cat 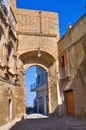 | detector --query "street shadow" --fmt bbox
[9,116,61,130]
